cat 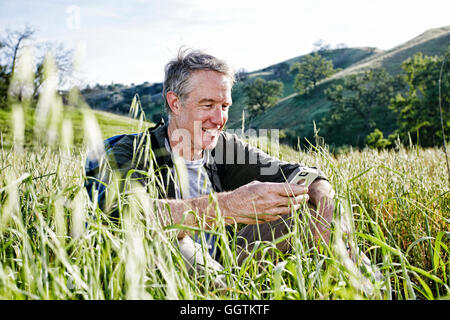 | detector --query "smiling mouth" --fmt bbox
[202,128,221,135]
